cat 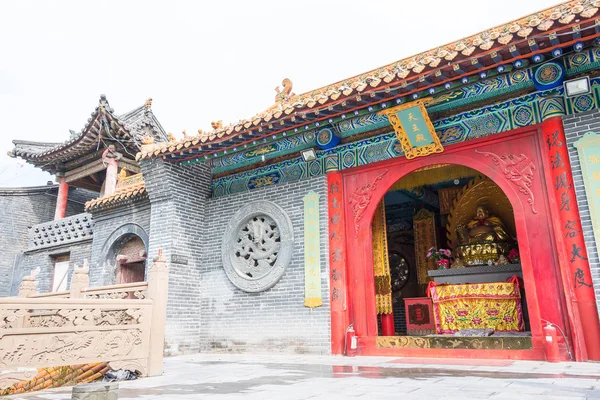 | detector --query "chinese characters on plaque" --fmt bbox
[379,100,444,159]
[303,191,322,308]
